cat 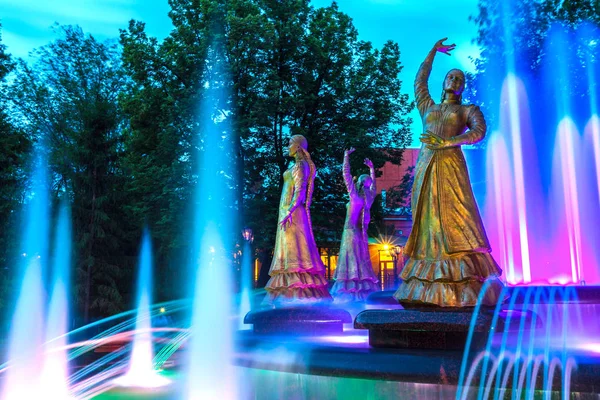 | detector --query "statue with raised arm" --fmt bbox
[393,39,504,307]
[331,148,379,302]
[263,135,331,306]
